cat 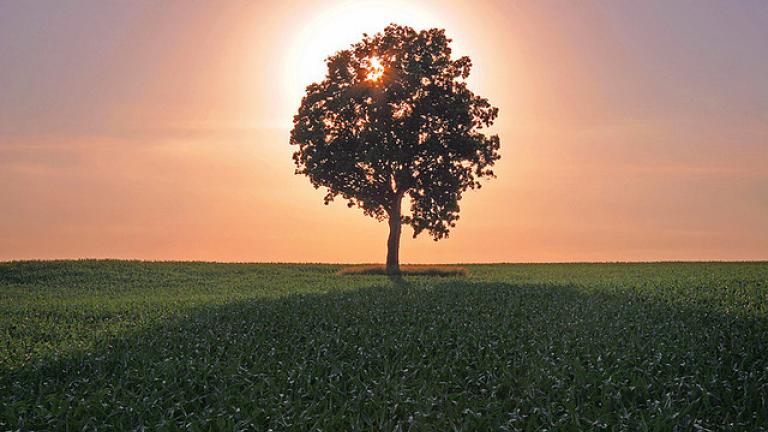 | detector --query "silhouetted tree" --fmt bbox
[291,24,500,275]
